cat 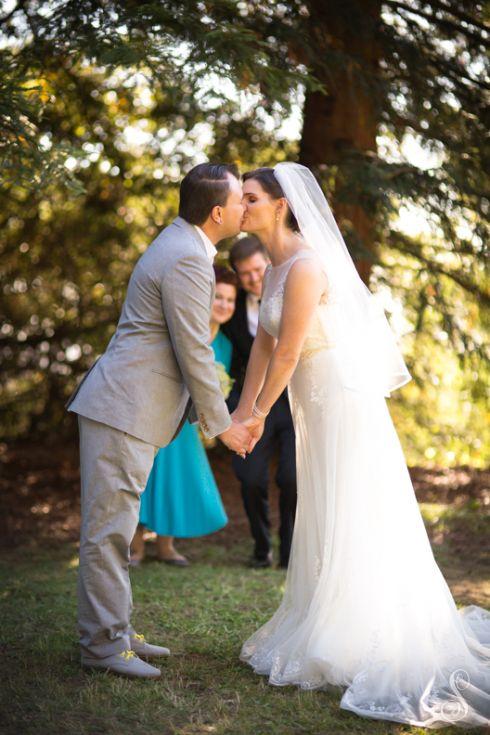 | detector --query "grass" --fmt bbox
[0,522,488,735]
